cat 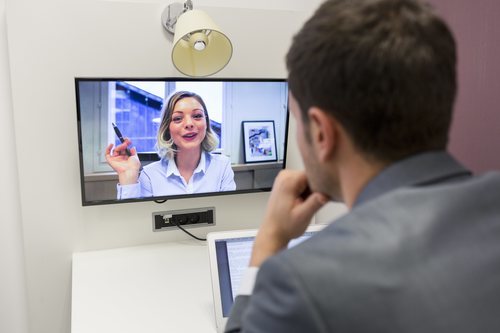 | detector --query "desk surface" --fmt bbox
[72,240,218,333]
